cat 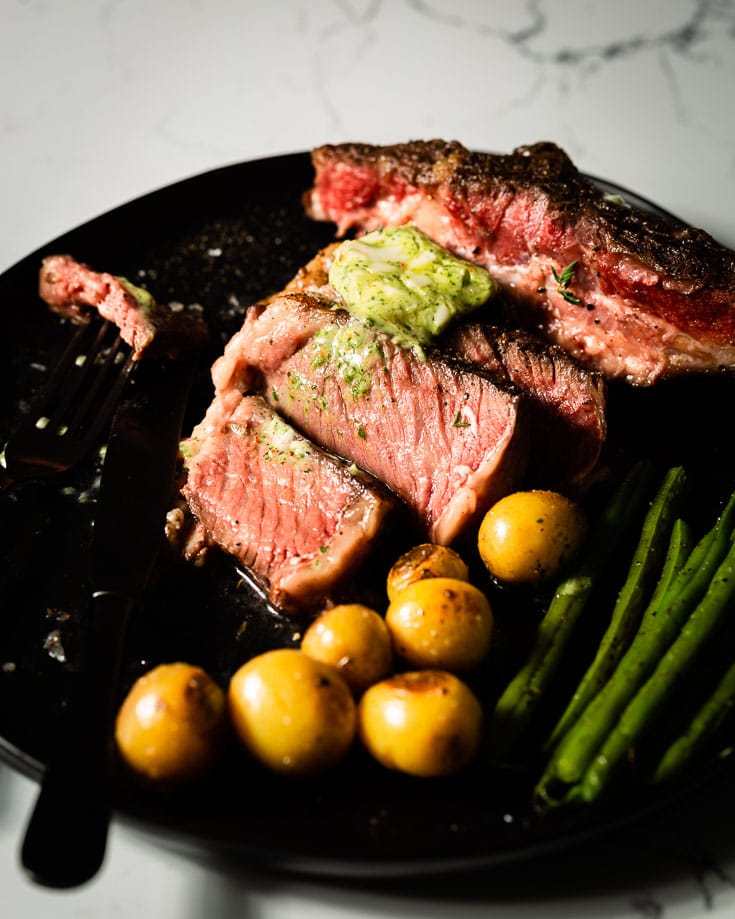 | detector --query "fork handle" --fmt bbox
[20,590,132,889]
